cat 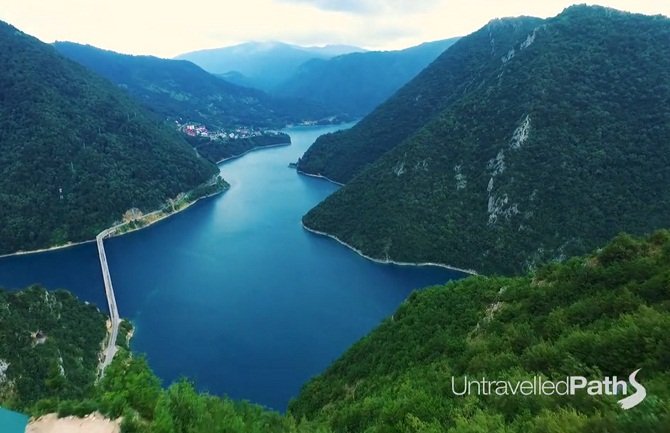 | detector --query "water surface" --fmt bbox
[0,124,463,410]
[0,407,29,433]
